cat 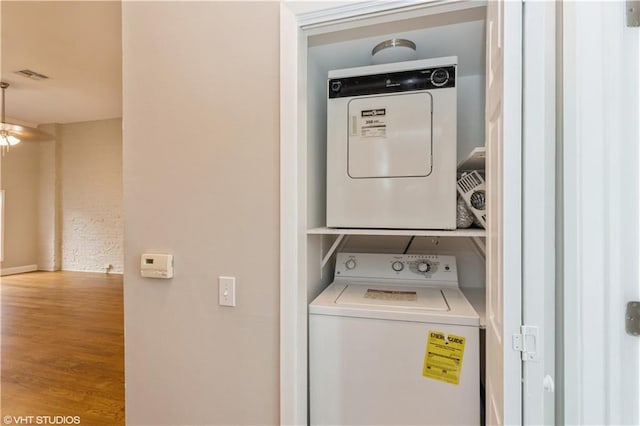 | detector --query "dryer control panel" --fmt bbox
[328,65,456,98]
[335,252,458,285]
